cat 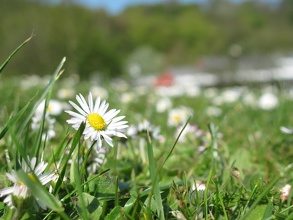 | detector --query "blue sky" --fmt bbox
[71,0,281,15]
[73,0,204,14]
